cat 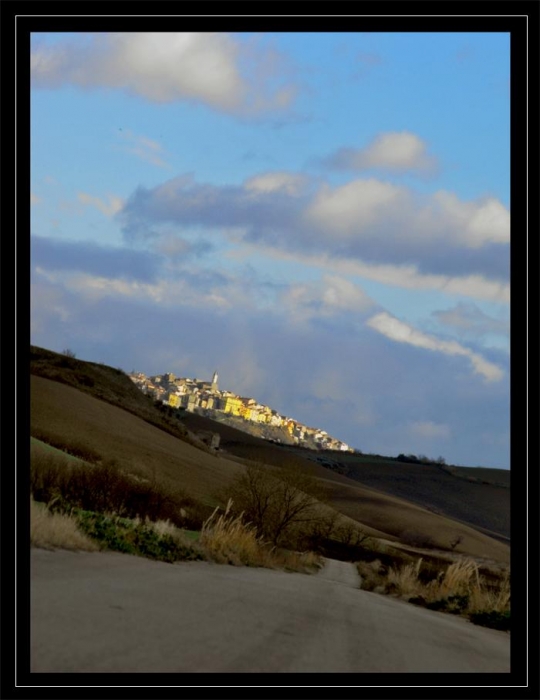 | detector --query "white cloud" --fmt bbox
[77,192,125,217]
[245,172,307,196]
[282,274,374,318]
[366,311,504,382]
[432,191,510,247]
[409,421,451,439]
[306,179,406,234]
[305,177,509,248]
[31,33,296,115]
[326,131,438,174]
